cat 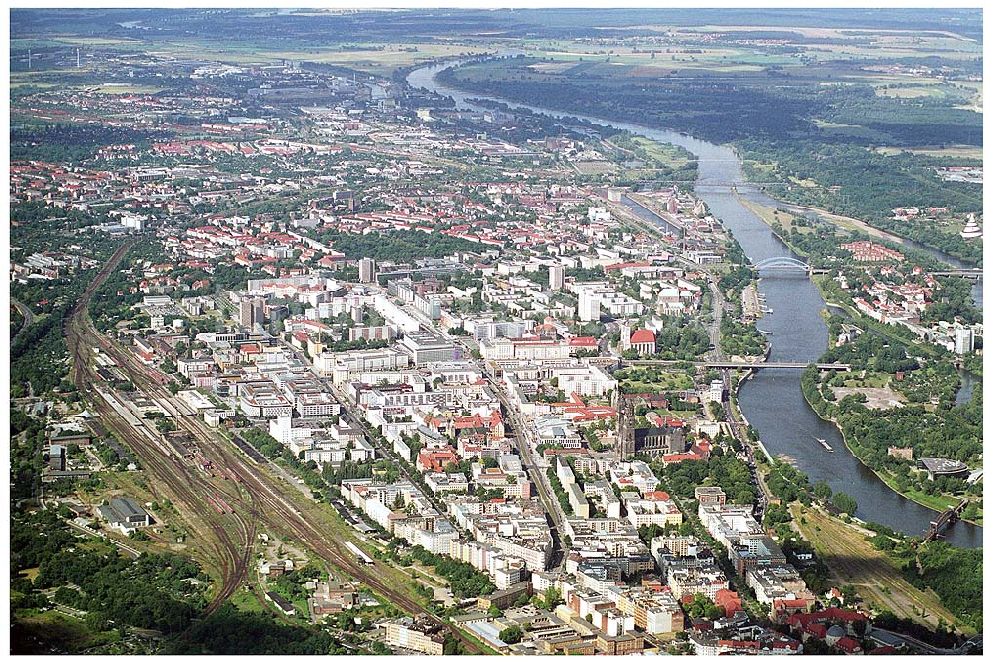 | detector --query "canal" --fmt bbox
[407,62,982,548]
